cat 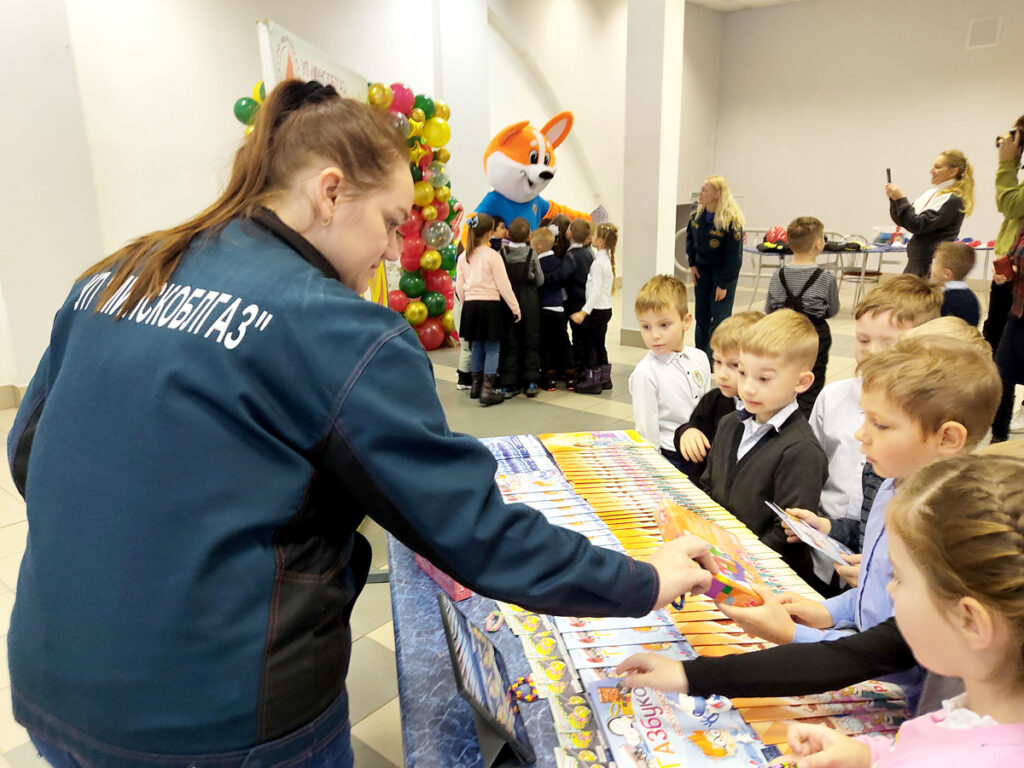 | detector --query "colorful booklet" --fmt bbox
[765,501,854,566]
[587,681,774,766]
